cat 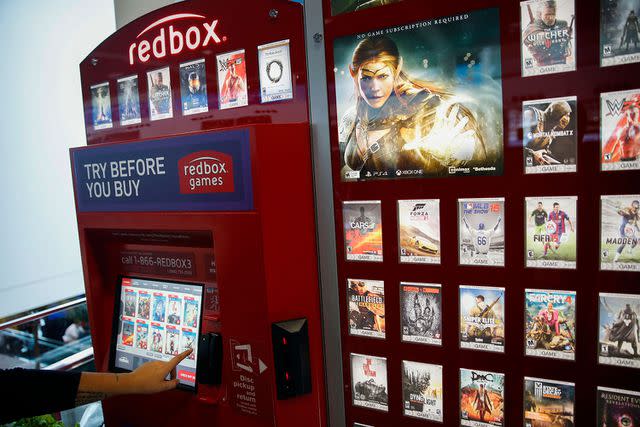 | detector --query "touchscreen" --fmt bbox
[113,276,202,389]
